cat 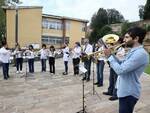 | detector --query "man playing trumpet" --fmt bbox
[104,27,149,113]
